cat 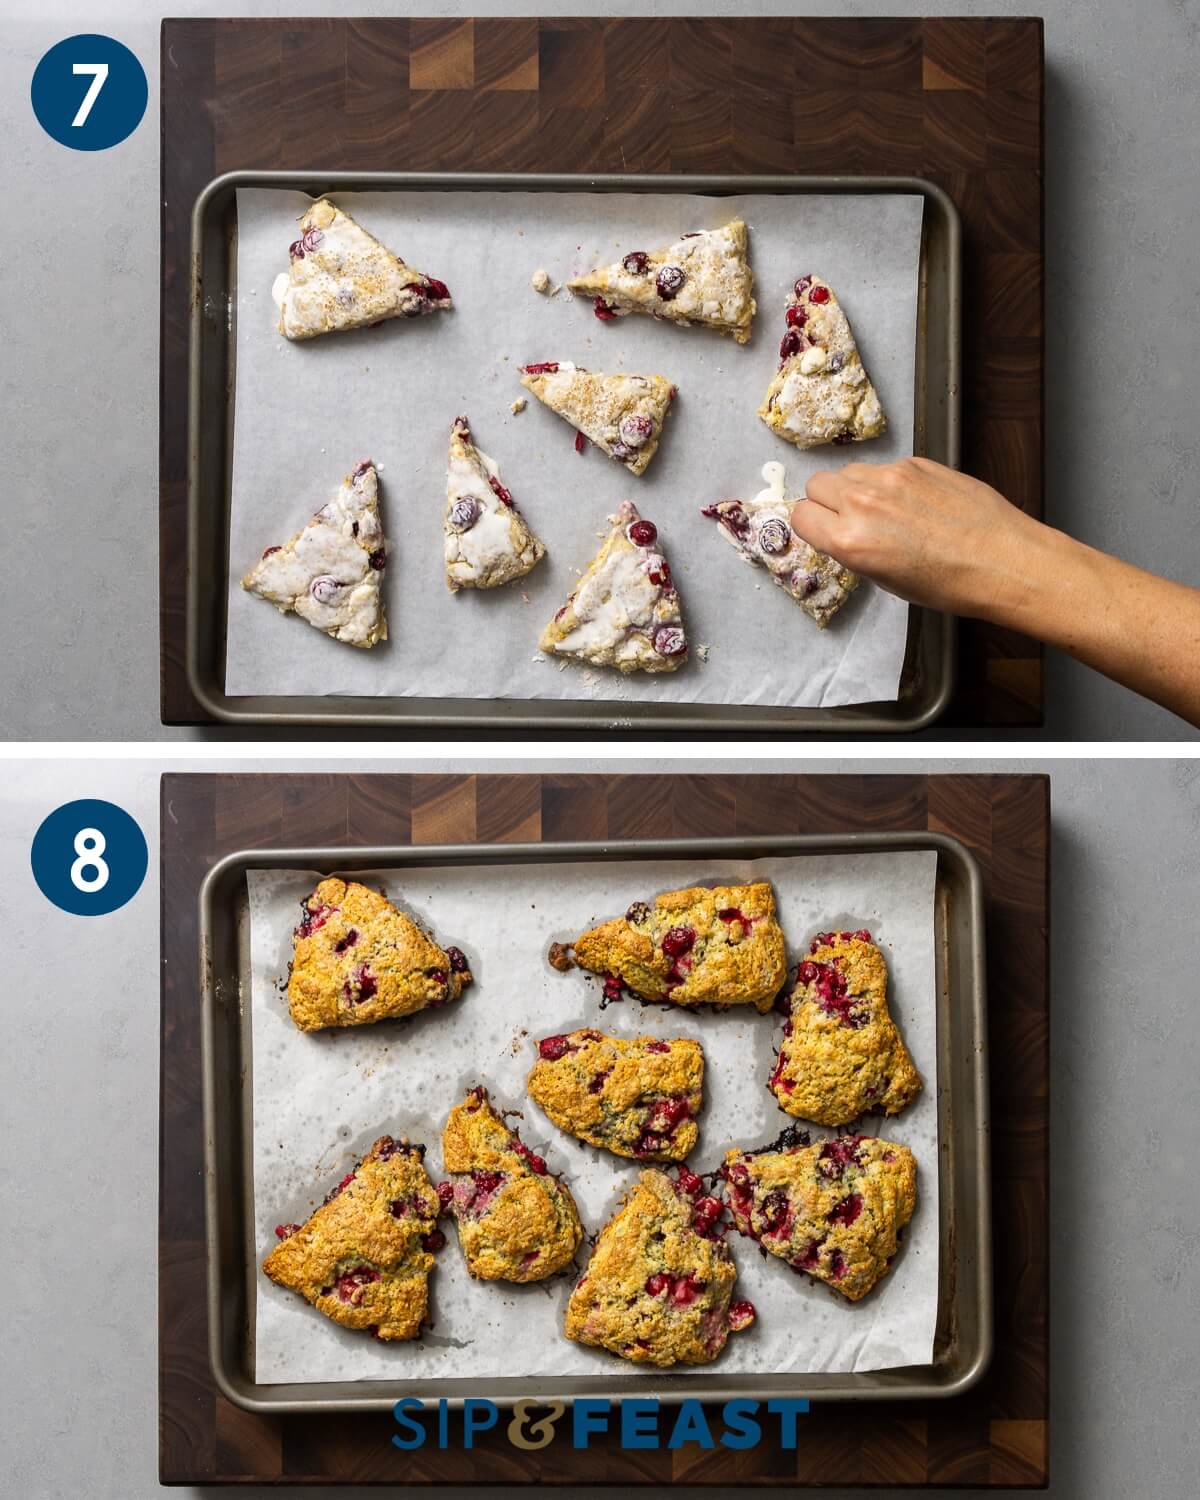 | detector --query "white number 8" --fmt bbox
[71,827,110,892]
